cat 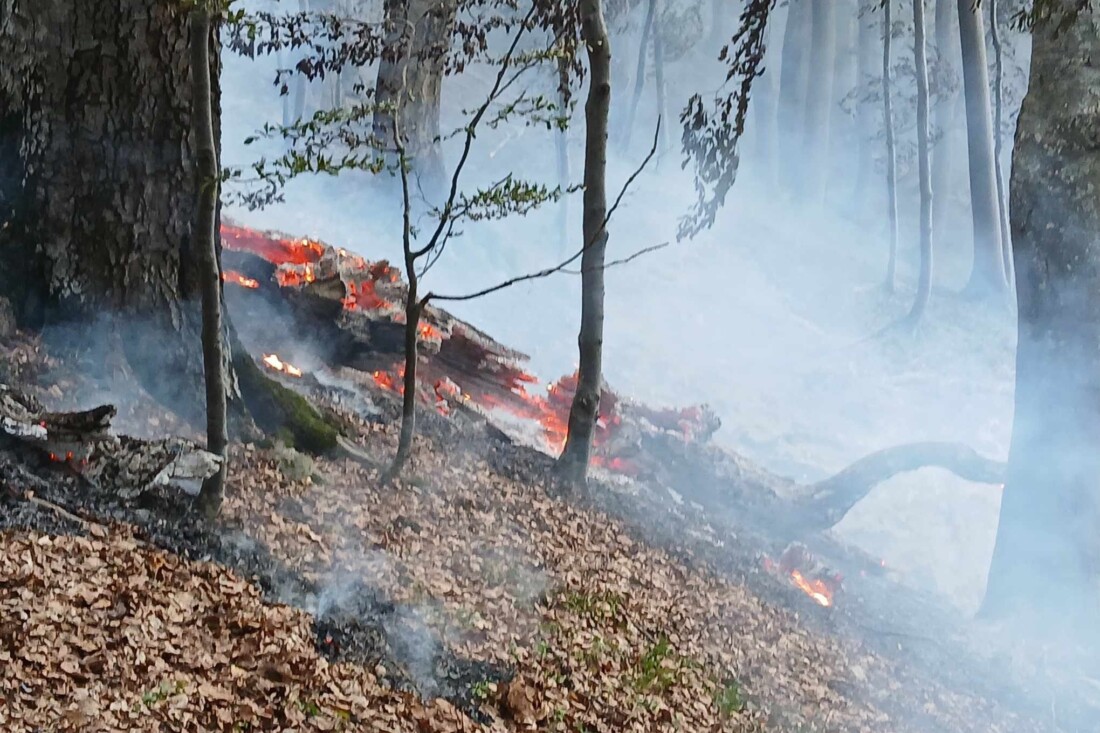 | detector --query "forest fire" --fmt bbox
[222,270,259,289]
[262,354,303,378]
[219,222,716,474]
[763,544,841,608]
